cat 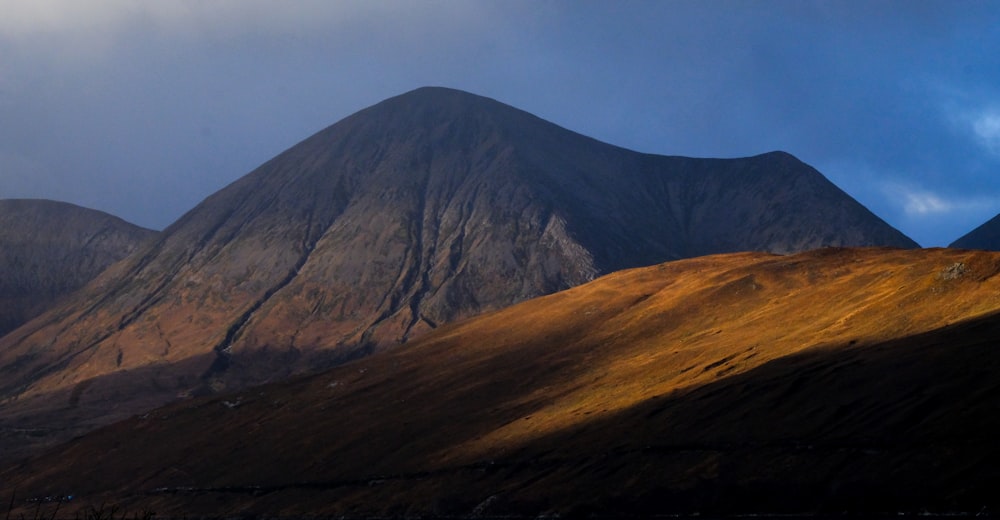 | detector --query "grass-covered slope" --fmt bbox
[5,247,1000,516]
[0,88,916,466]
